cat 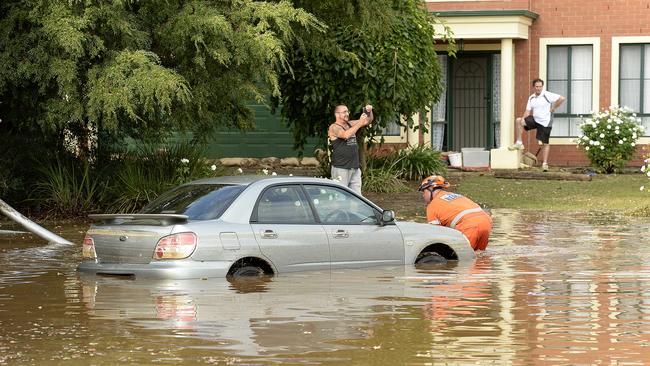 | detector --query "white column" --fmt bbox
[490,38,520,169]
[407,112,420,147]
